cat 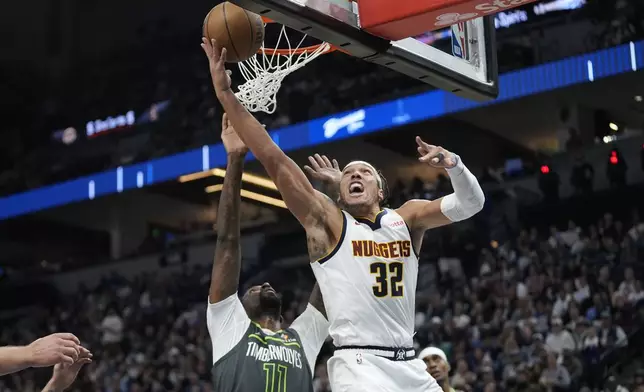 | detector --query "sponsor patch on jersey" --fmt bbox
[389,220,405,228]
